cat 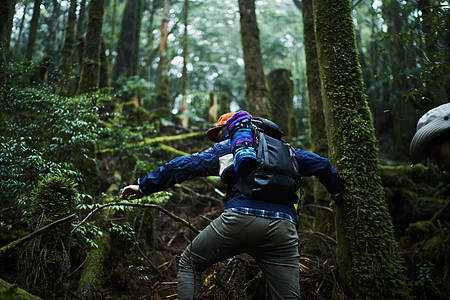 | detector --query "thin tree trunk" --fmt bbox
[15,1,28,55]
[313,0,410,298]
[180,0,189,127]
[77,0,106,94]
[238,0,270,118]
[143,0,160,81]
[57,0,77,96]
[156,0,171,117]
[44,0,60,56]
[25,0,42,61]
[301,0,332,235]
